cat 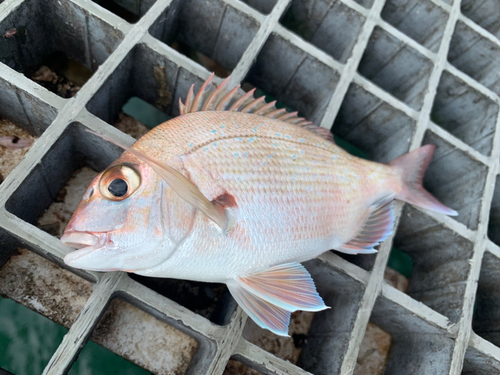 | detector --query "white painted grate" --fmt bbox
[0,0,500,373]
